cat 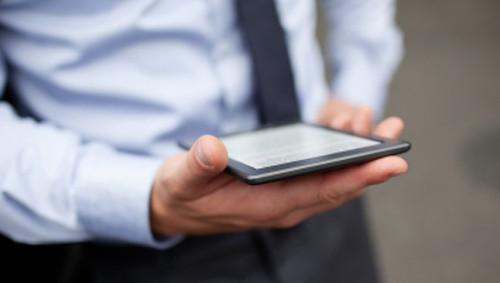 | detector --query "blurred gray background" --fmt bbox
[359,0,500,282]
